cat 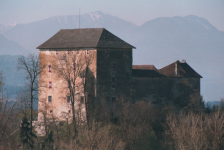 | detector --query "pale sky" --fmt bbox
[0,0,224,31]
